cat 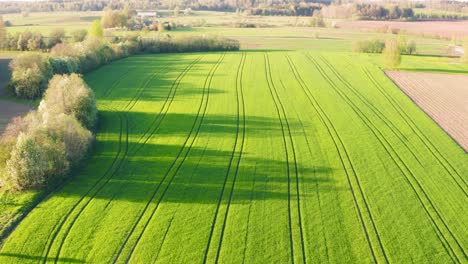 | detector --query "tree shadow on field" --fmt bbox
[49,105,336,205]
[0,253,84,263]
[88,55,229,103]
[53,138,335,205]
